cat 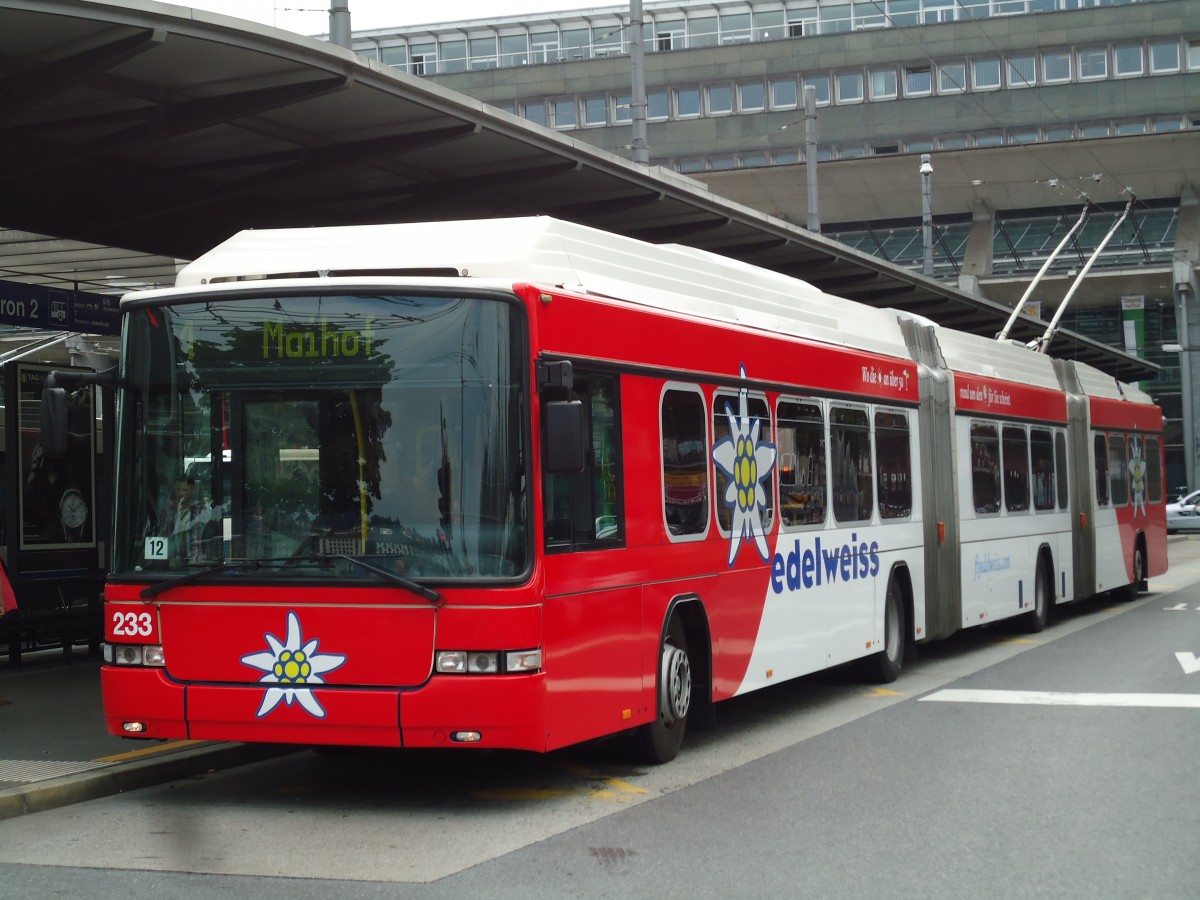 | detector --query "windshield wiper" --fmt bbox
[139,556,324,600]
[139,554,445,607]
[140,560,265,600]
[312,553,444,607]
